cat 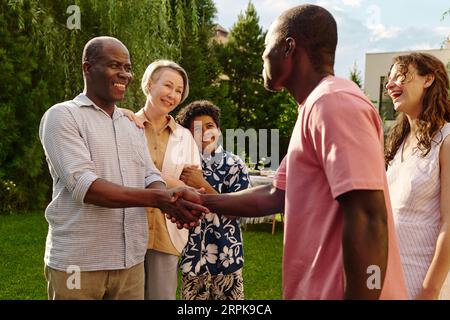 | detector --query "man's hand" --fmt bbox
[158,186,208,229]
